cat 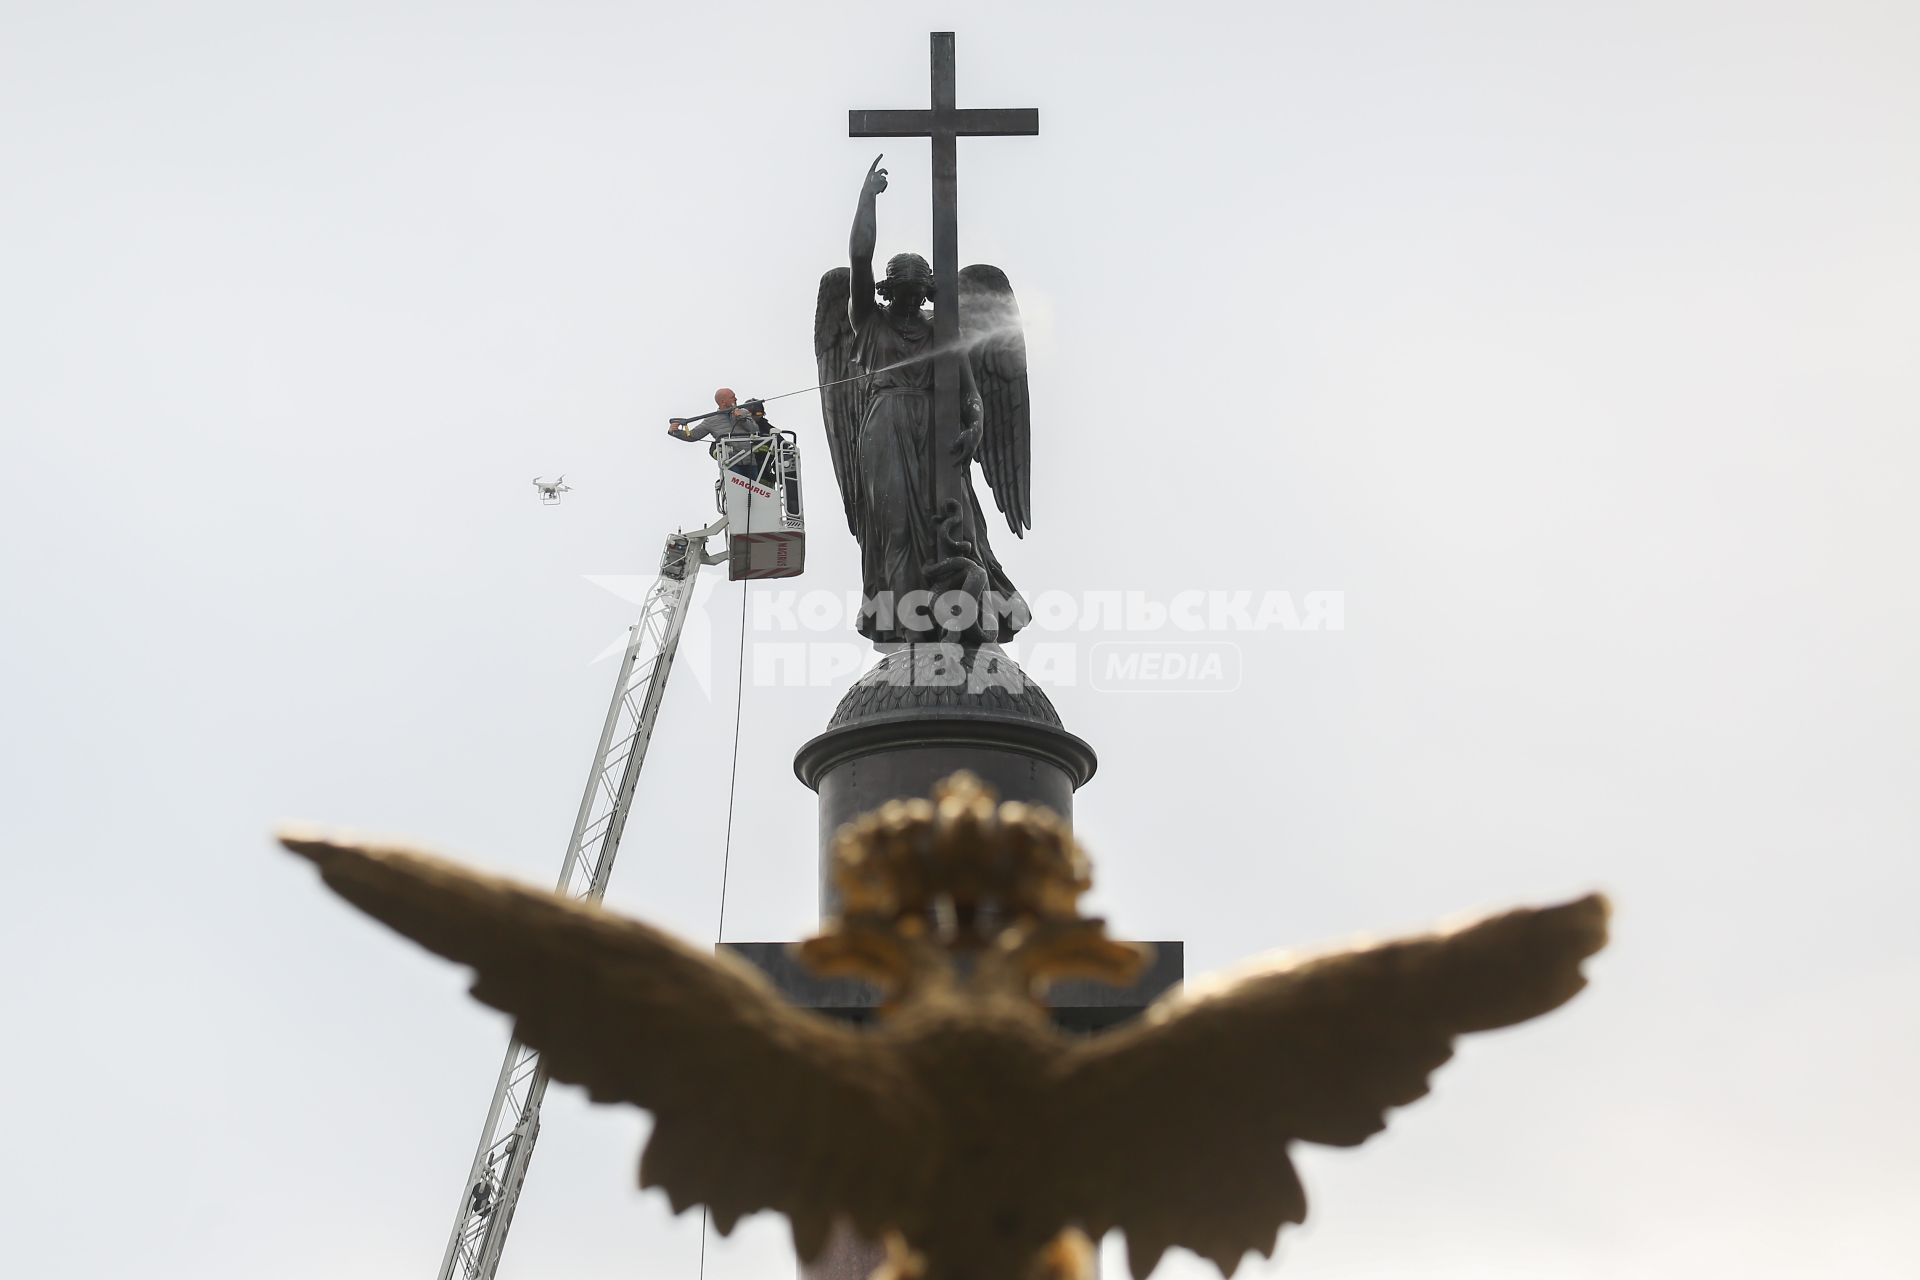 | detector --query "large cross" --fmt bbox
[850,32,1038,532]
